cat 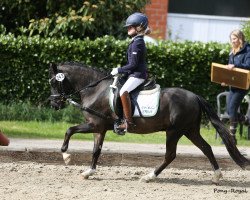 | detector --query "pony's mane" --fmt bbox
[59,61,109,76]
